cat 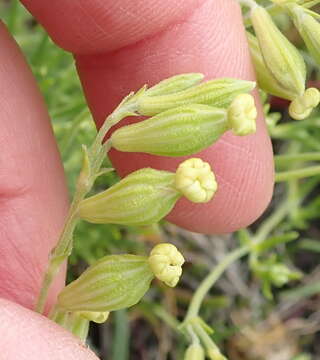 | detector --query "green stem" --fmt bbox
[275,165,320,182]
[35,103,128,313]
[254,201,290,244]
[185,245,249,320]
[275,152,320,168]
